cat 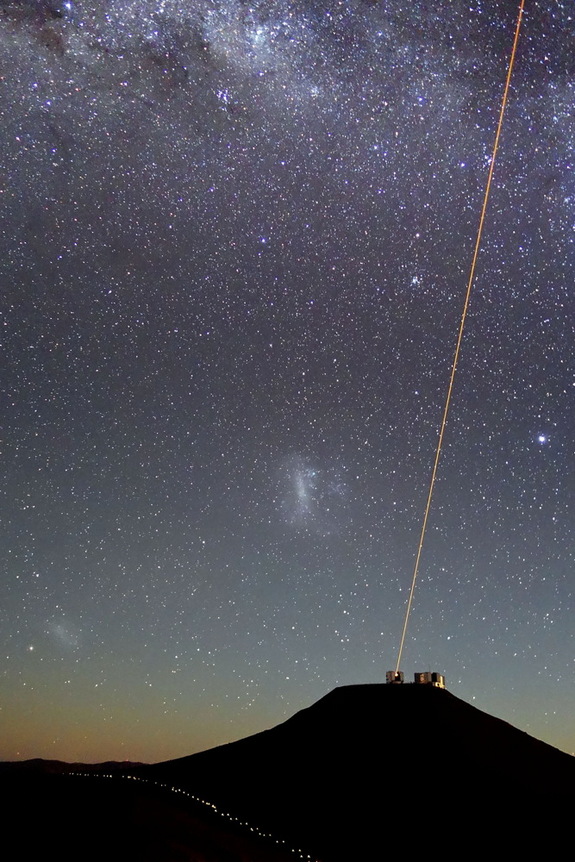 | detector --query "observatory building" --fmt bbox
[386,670,446,689]
[413,671,446,688]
